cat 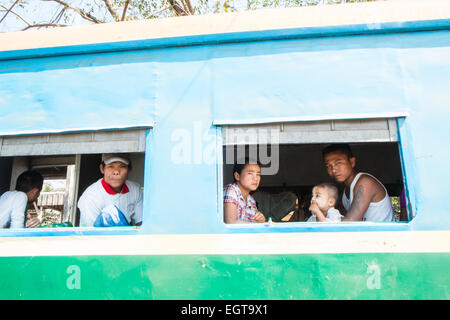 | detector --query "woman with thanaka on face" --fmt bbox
[307,183,343,222]
[223,158,266,224]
